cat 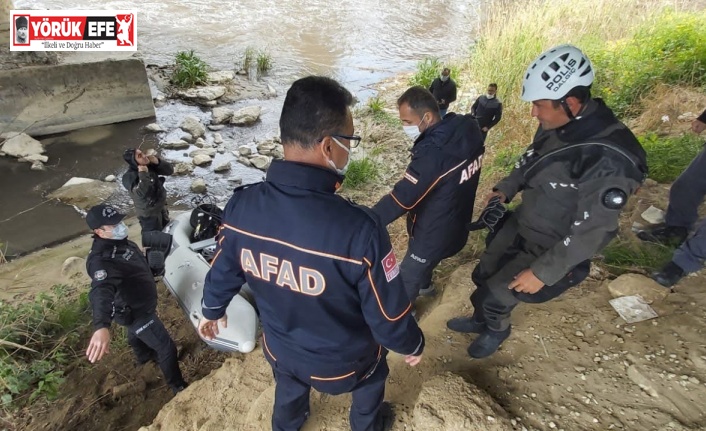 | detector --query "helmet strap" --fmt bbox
[559,97,576,121]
